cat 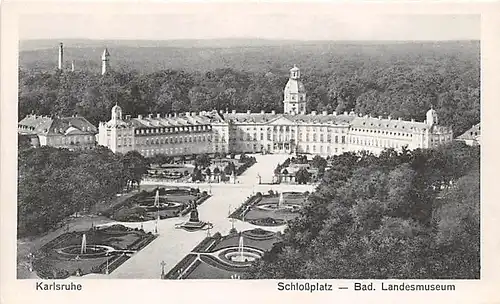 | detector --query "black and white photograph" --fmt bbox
[1,1,498,303]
